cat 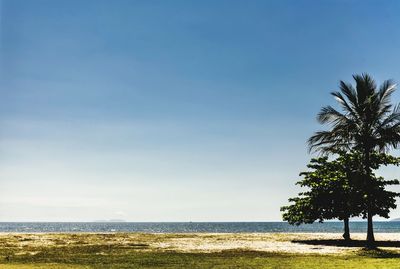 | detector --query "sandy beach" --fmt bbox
[2,233,400,268]
[1,232,400,254]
